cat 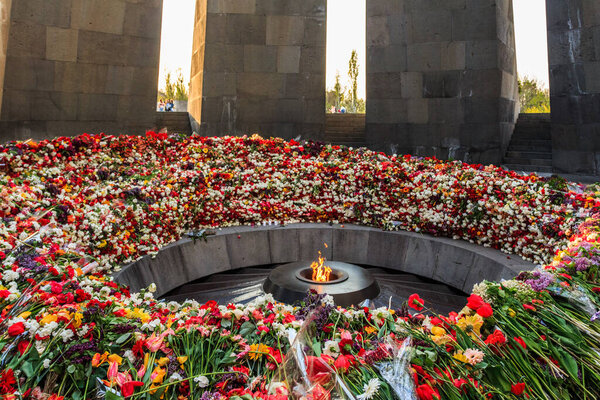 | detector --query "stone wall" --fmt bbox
[192,0,326,140]
[547,0,600,174]
[365,0,519,165]
[0,0,162,142]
